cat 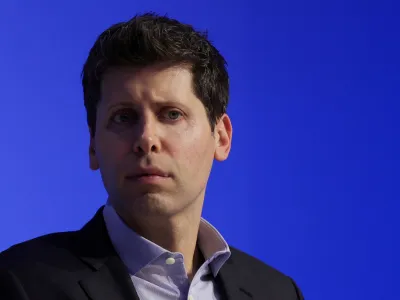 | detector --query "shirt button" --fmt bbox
[165,257,176,265]
[188,295,195,300]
